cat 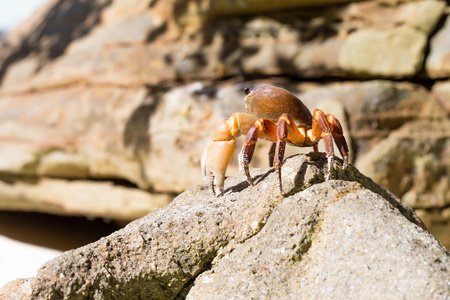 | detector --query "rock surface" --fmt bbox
[1,154,448,299]
[0,177,172,220]
[188,184,447,300]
